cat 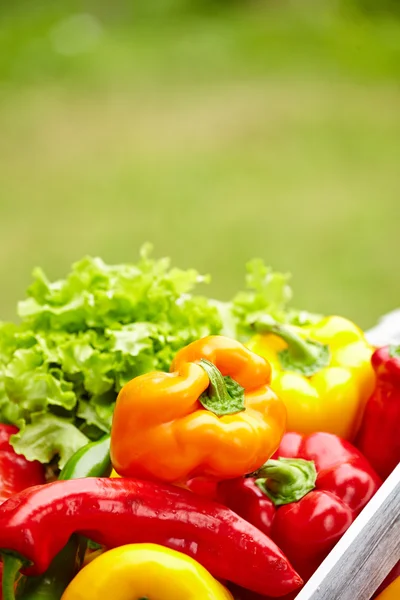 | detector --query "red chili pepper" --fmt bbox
[0,477,303,598]
[218,432,381,582]
[0,424,45,505]
[356,345,400,480]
